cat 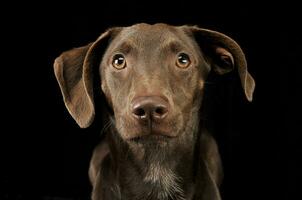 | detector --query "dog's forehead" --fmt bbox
[105,23,199,56]
[114,23,190,47]
[125,23,179,38]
